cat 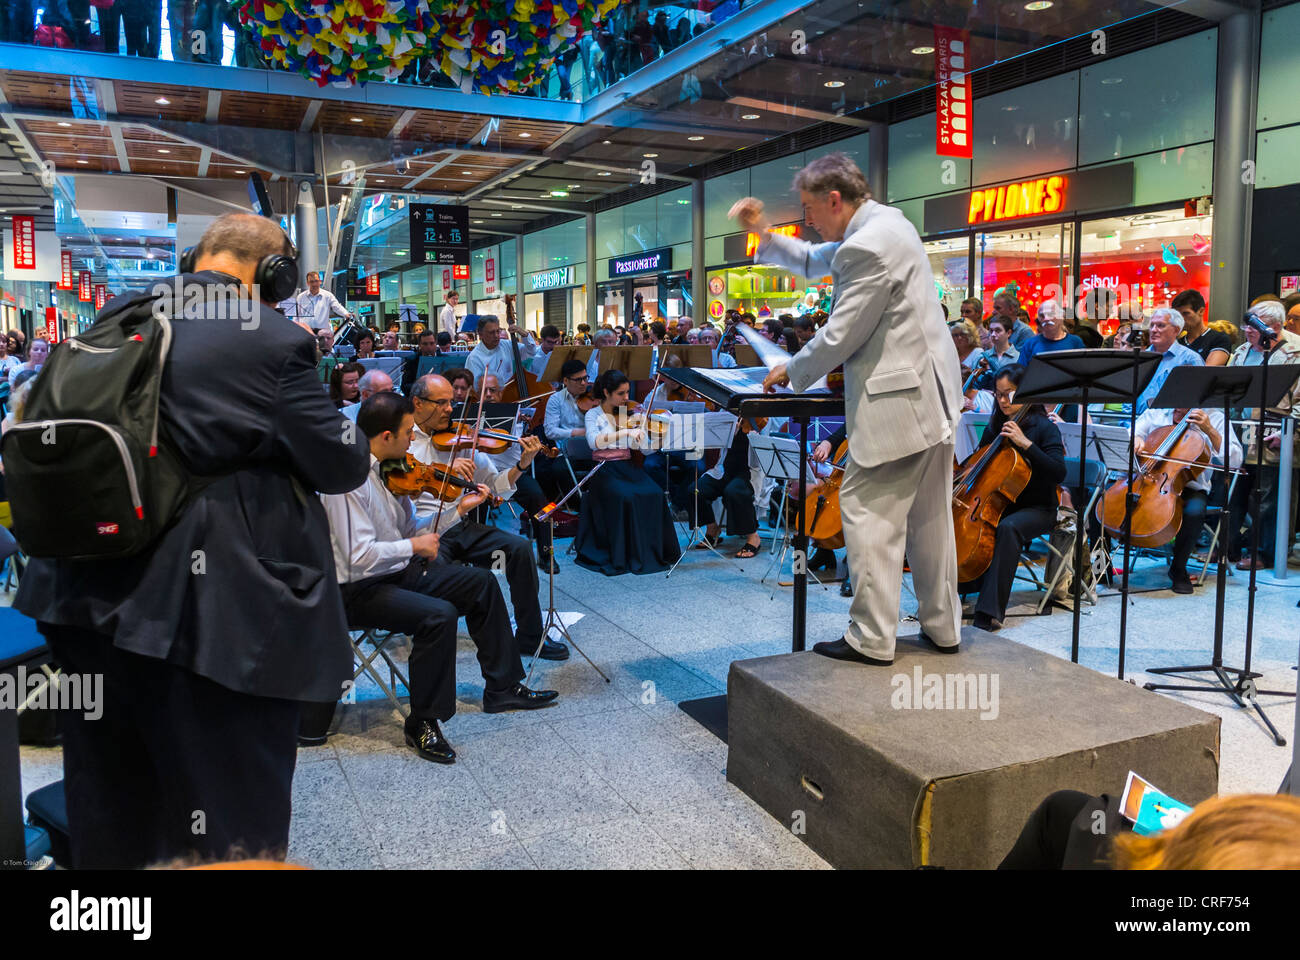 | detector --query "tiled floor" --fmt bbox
[13,522,1300,869]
